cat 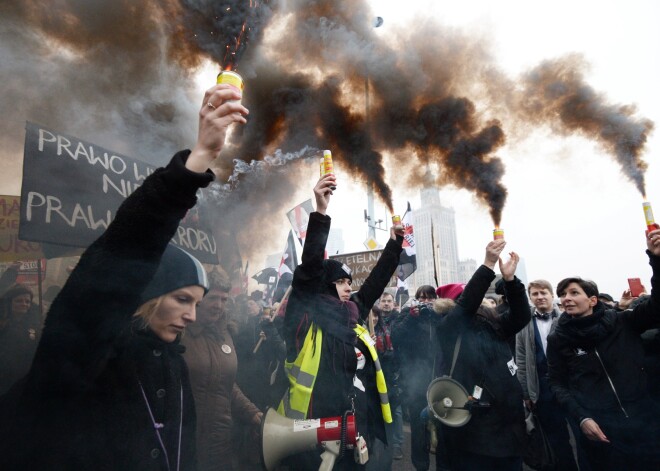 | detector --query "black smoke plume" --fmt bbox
[0,0,653,265]
[514,55,654,197]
